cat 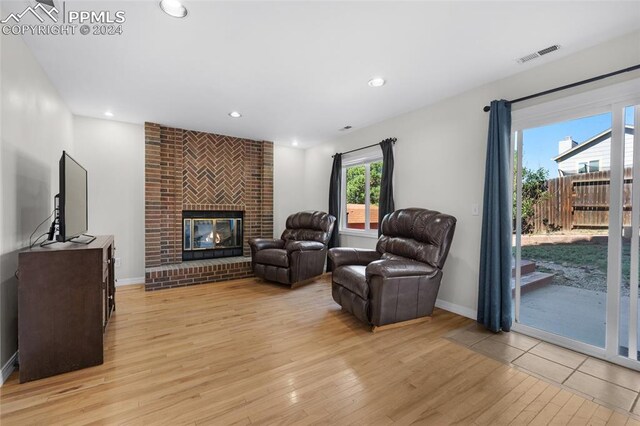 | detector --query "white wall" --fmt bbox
[273,145,307,236]
[302,30,640,319]
[73,116,145,283]
[0,34,74,370]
